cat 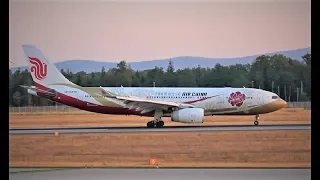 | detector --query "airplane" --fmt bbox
[19,45,287,128]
